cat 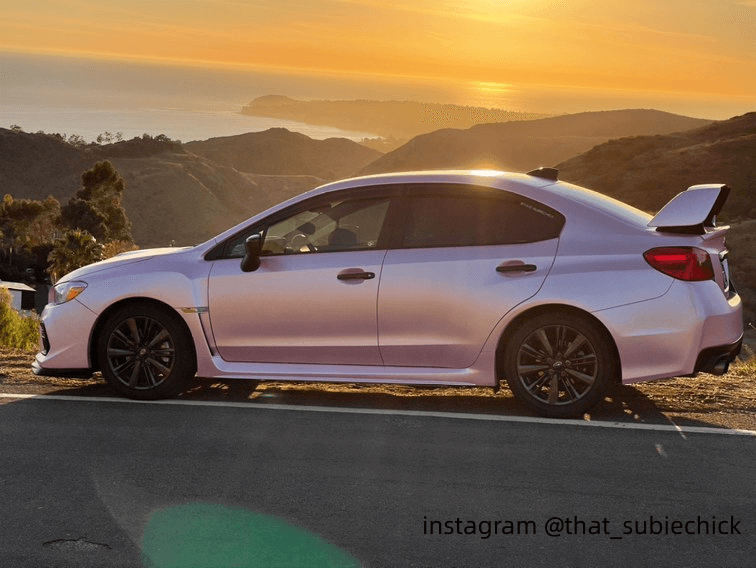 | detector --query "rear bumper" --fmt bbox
[596,279,743,384]
[690,335,743,376]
